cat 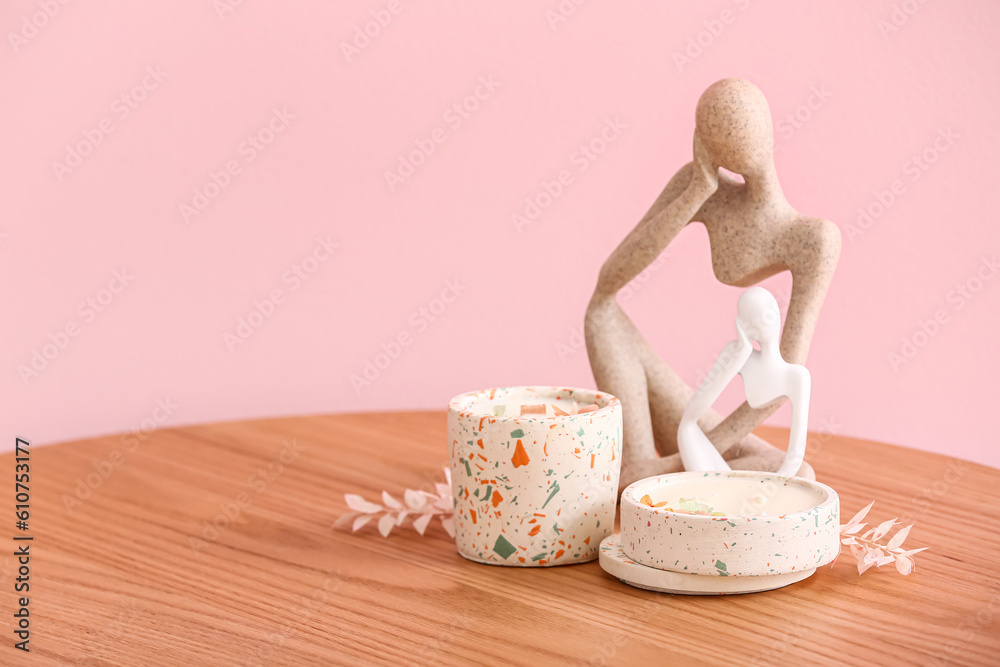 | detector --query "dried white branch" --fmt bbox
[836,501,927,576]
[336,468,455,538]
